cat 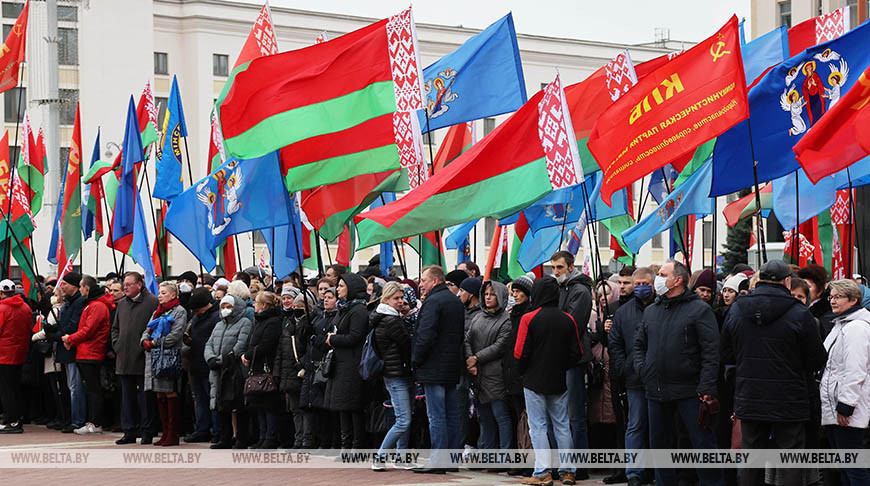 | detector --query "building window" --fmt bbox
[57,5,78,22]
[253,230,265,244]
[540,82,548,91]
[3,86,23,123]
[59,147,69,170]
[58,28,78,65]
[1,2,23,19]
[59,89,78,125]
[652,233,663,249]
[2,24,10,39]
[8,145,17,165]
[703,221,712,248]
[779,1,792,28]
[154,52,168,75]
[597,223,610,248]
[484,217,497,246]
[213,54,229,77]
[483,118,495,136]
[155,96,168,125]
